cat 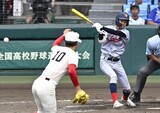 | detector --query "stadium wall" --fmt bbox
[0,24,159,75]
